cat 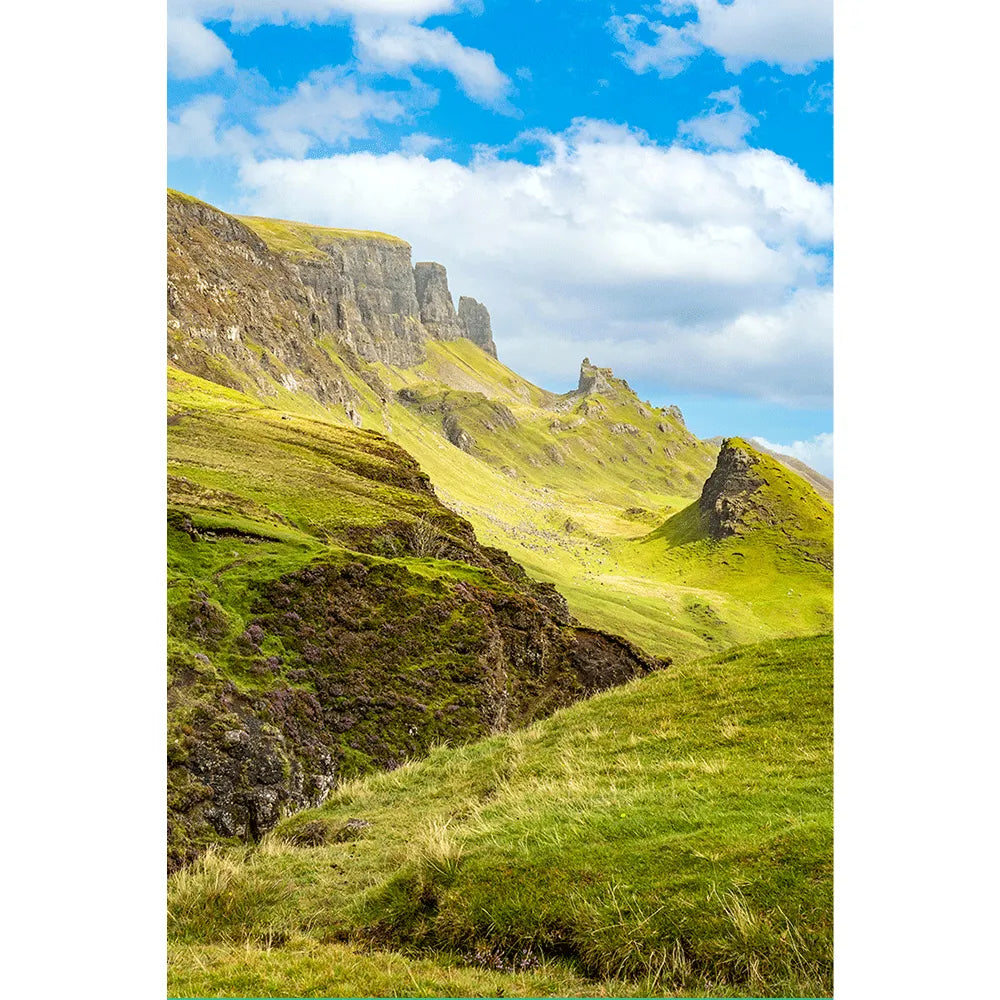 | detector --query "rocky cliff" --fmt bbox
[458,295,497,357]
[167,191,501,410]
[699,439,767,539]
